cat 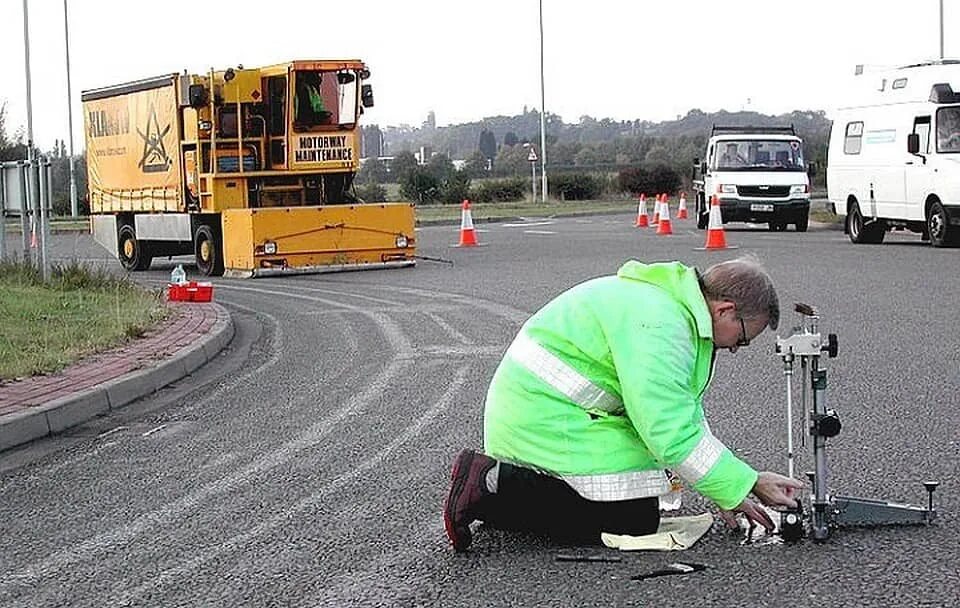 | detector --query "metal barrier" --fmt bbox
[1,158,52,279]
